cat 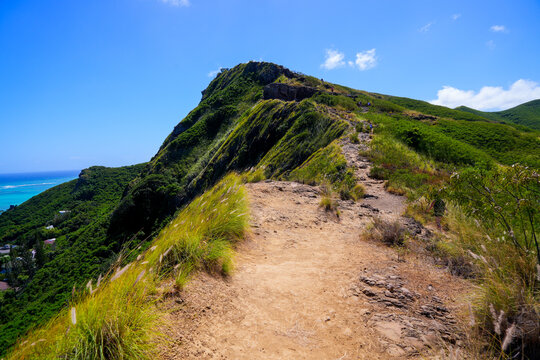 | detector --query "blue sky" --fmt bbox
[1,0,539,173]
